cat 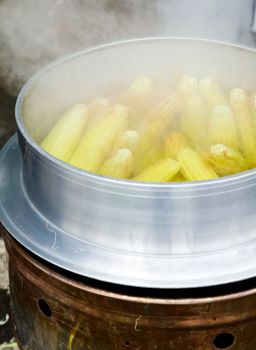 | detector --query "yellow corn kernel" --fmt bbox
[98,148,134,179]
[177,148,219,181]
[209,144,249,176]
[40,104,88,162]
[209,105,238,149]
[180,94,208,149]
[230,88,256,165]
[133,145,162,175]
[133,159,181,182]
[165,132,188,159]
[128,76,154,95]
[199,77,227,108]
[69,105,128,172]
[111,130,140,155]
[177,75,198,95]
